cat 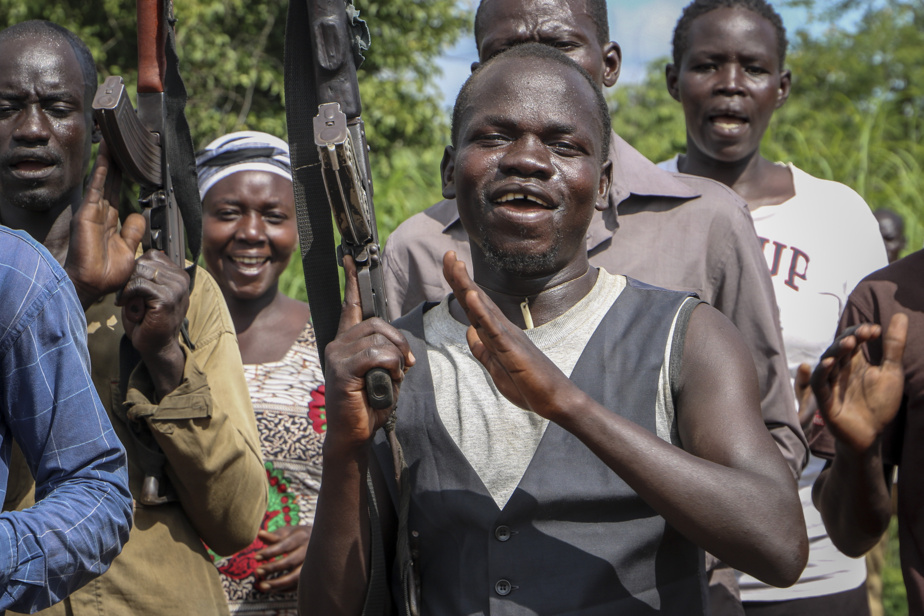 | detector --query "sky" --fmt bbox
[434,0,812,108]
